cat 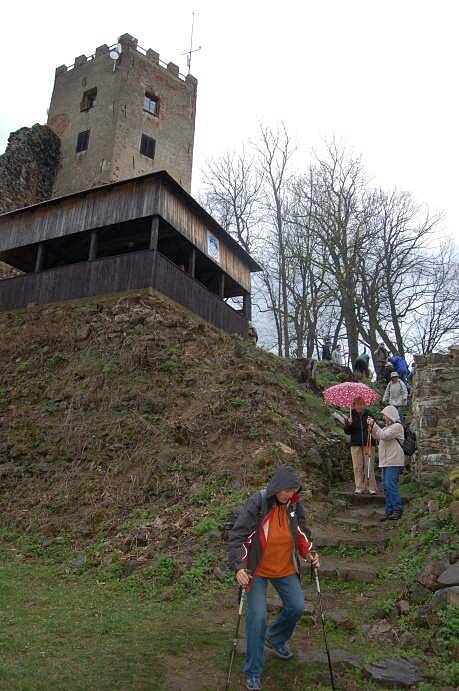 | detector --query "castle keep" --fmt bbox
[0,33,260,335]
[47,33,197,196]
